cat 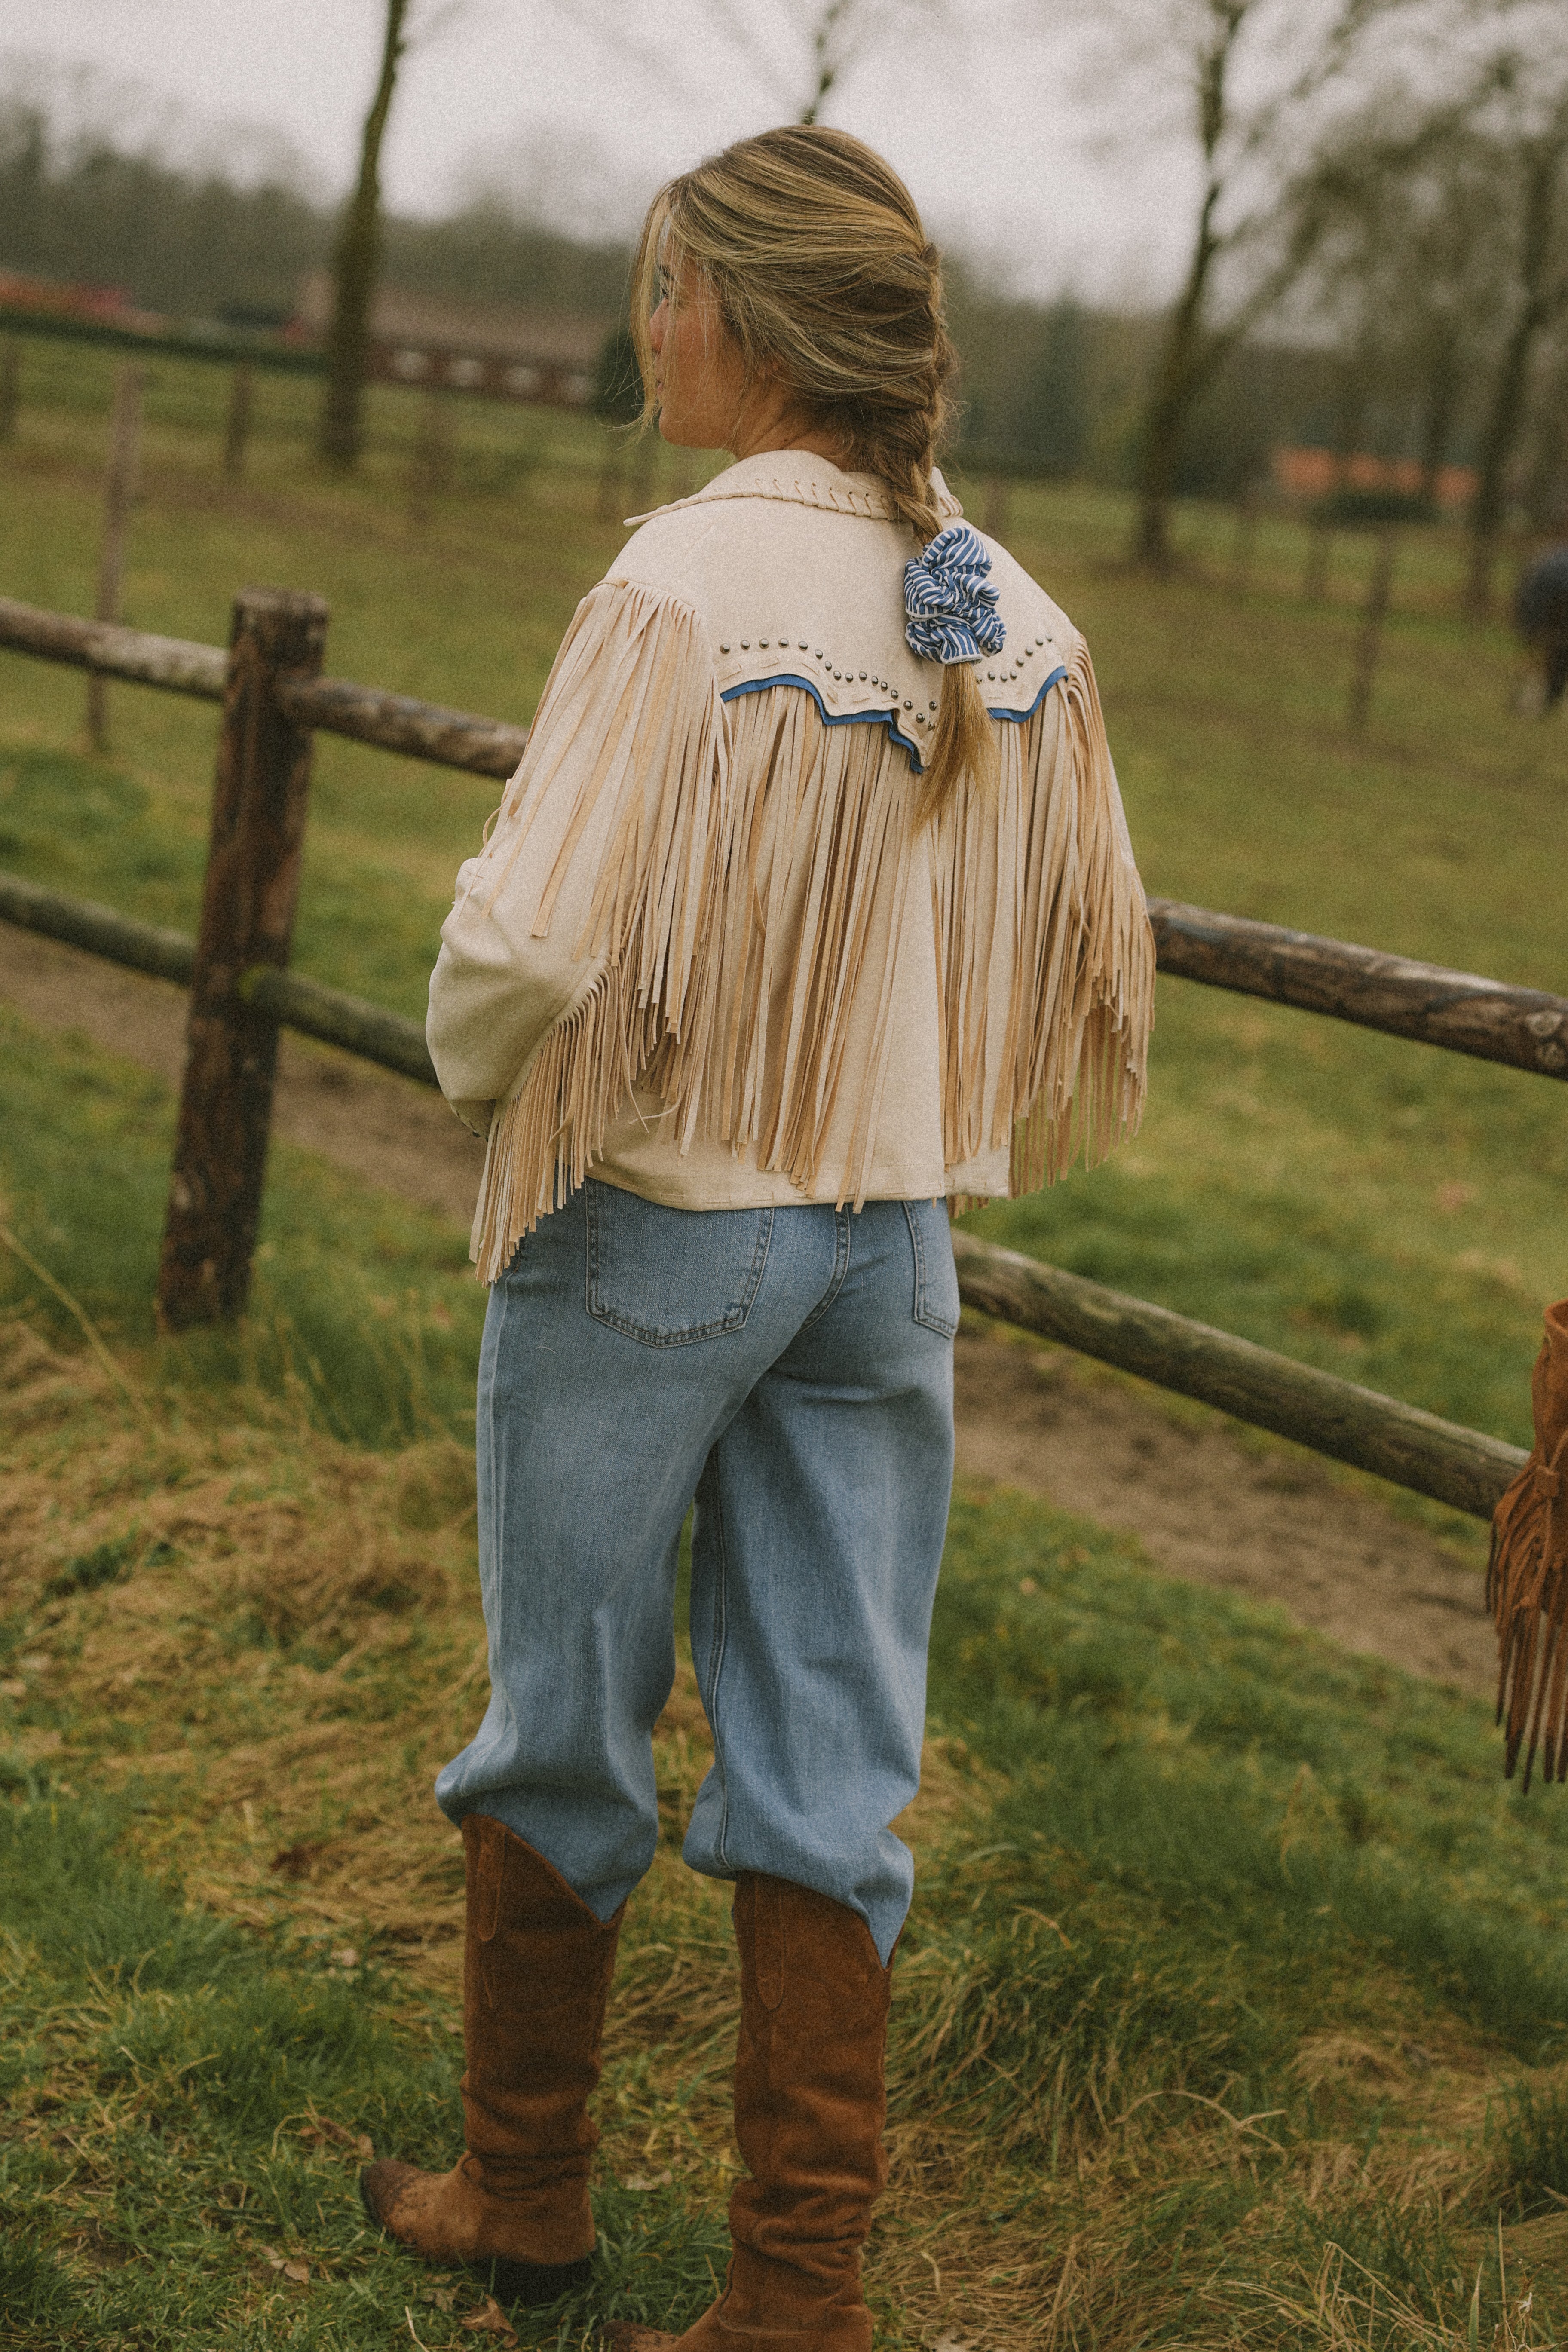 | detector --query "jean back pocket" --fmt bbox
[585,1180,774,1347]
[903,1197,959,1338]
